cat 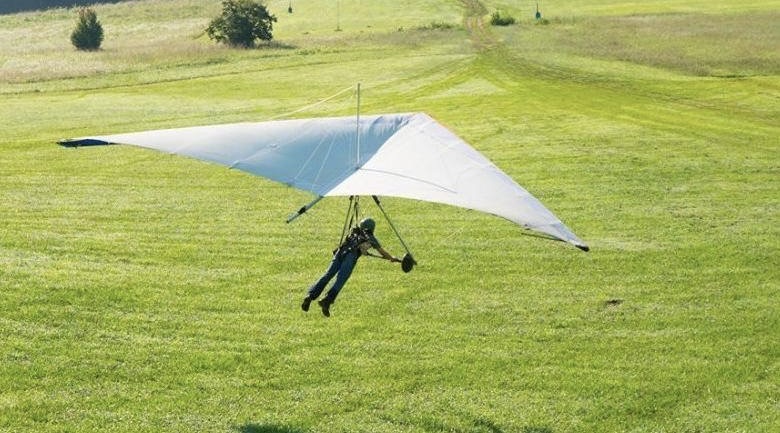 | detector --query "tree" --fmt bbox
[70,7,104,51]
[489,10,516,26]
[206,0,277,48]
